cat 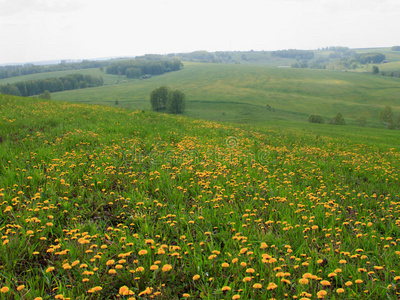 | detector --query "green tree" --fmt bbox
[372,66,380,75]
[330,112,345,125]
[150,86,170,111]
[379,106,395,129]
[356,116,367,127]
[167,90,186,114]
[308,115,325,124]
[38,90,51,99]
